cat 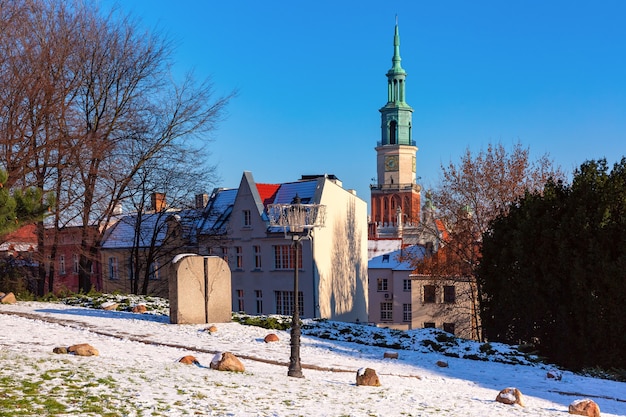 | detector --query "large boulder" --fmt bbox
[0,292,16,304]
[356,367,381,387]
[569,399,601,417]
[496,387,524,407]
[68,343,99,356]
[210,352,245,372]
